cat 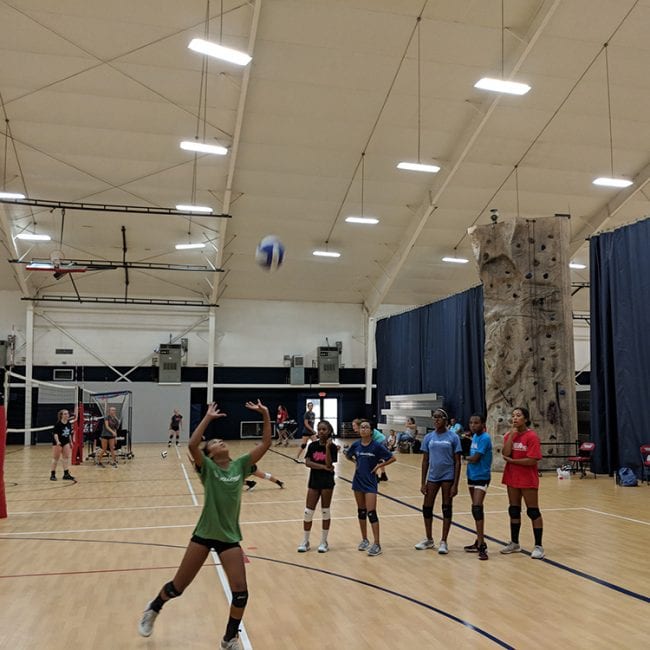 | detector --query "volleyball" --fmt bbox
[255,235,285,270]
